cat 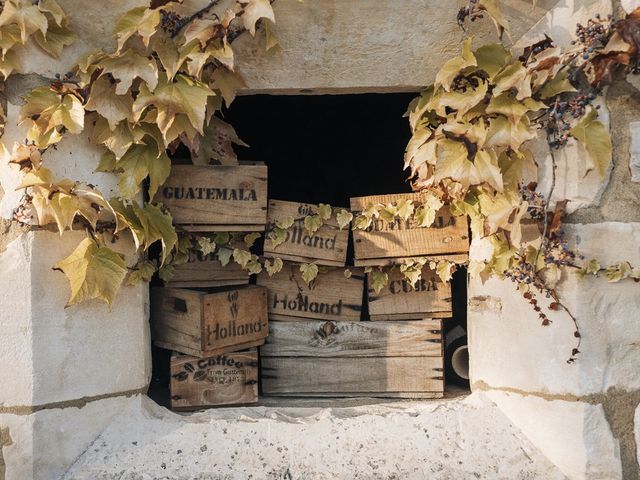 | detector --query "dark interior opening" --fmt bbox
[149,93,469,408]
